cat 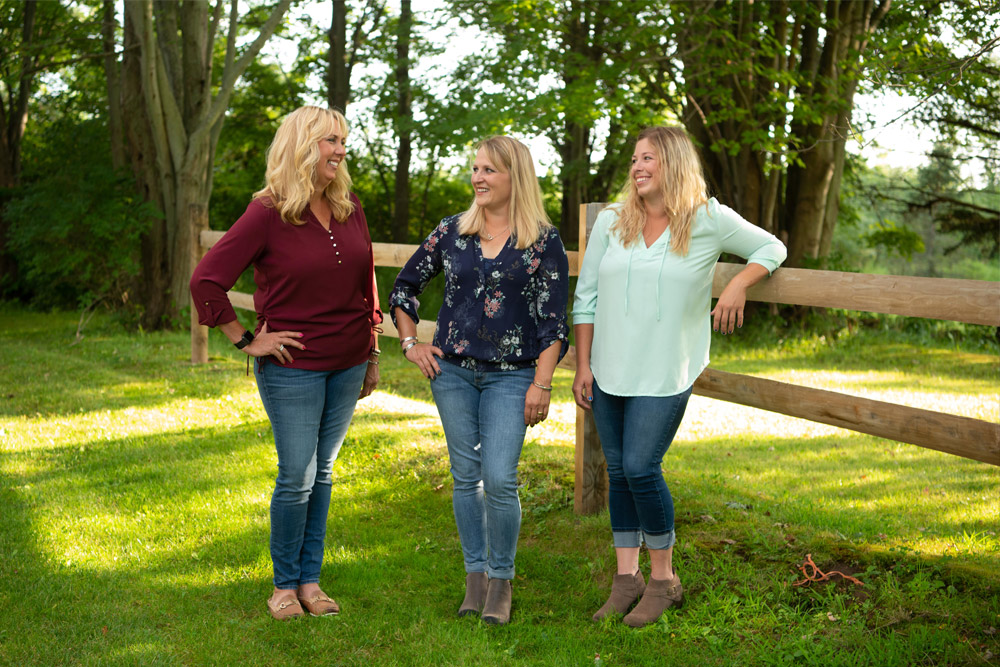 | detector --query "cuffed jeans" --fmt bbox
[255,358,367,590]
[430,361,533,580]
[590,380,692,550]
